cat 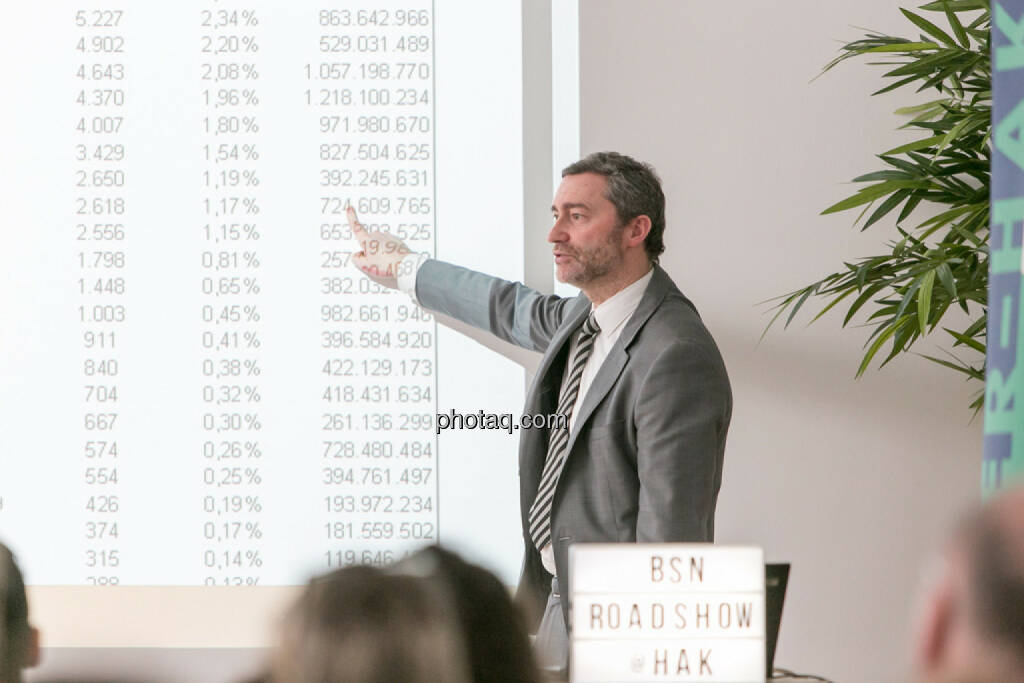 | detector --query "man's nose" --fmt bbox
[547,217,567,244]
